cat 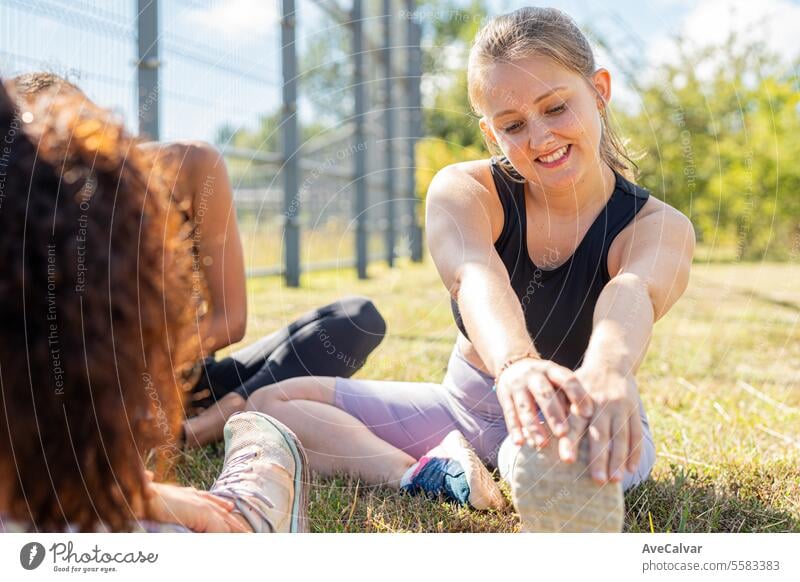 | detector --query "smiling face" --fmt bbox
[477,55,611,192]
